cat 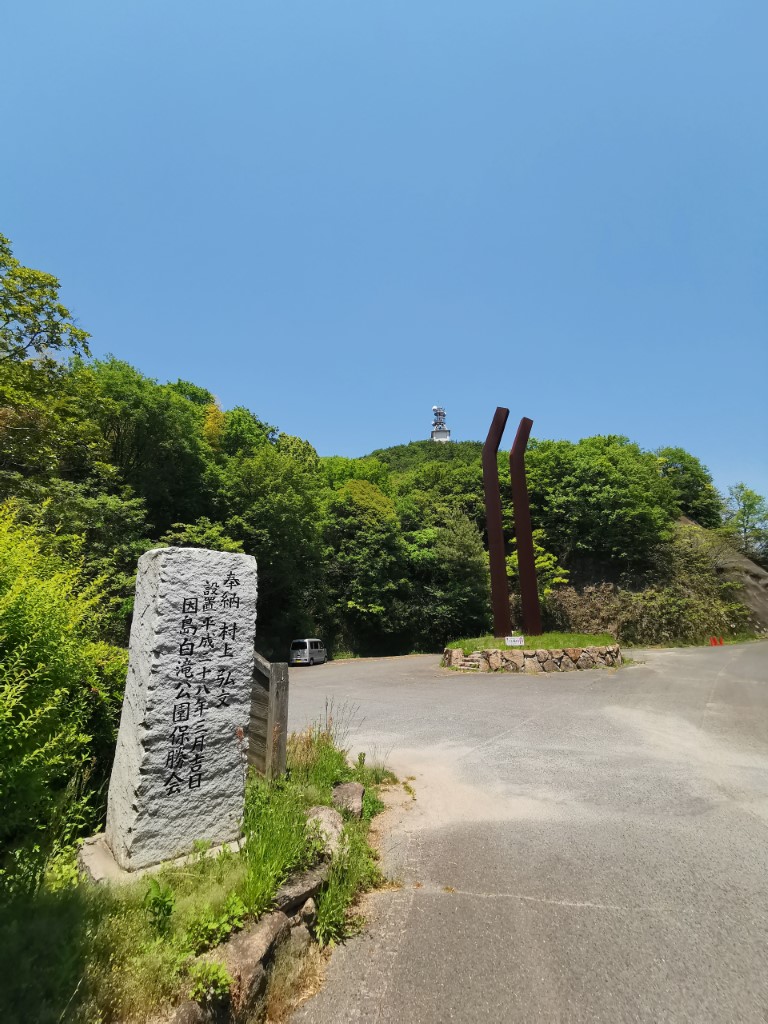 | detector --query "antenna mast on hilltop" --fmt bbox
[430,405,451,442]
